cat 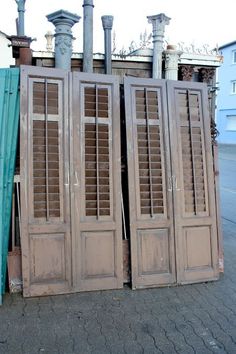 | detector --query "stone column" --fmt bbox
[101,16,114,75]
[147,13,170,79]
[15,0,26,36]
[163,45,182,80]
[83,0,94,73]
[47,10,80,70]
